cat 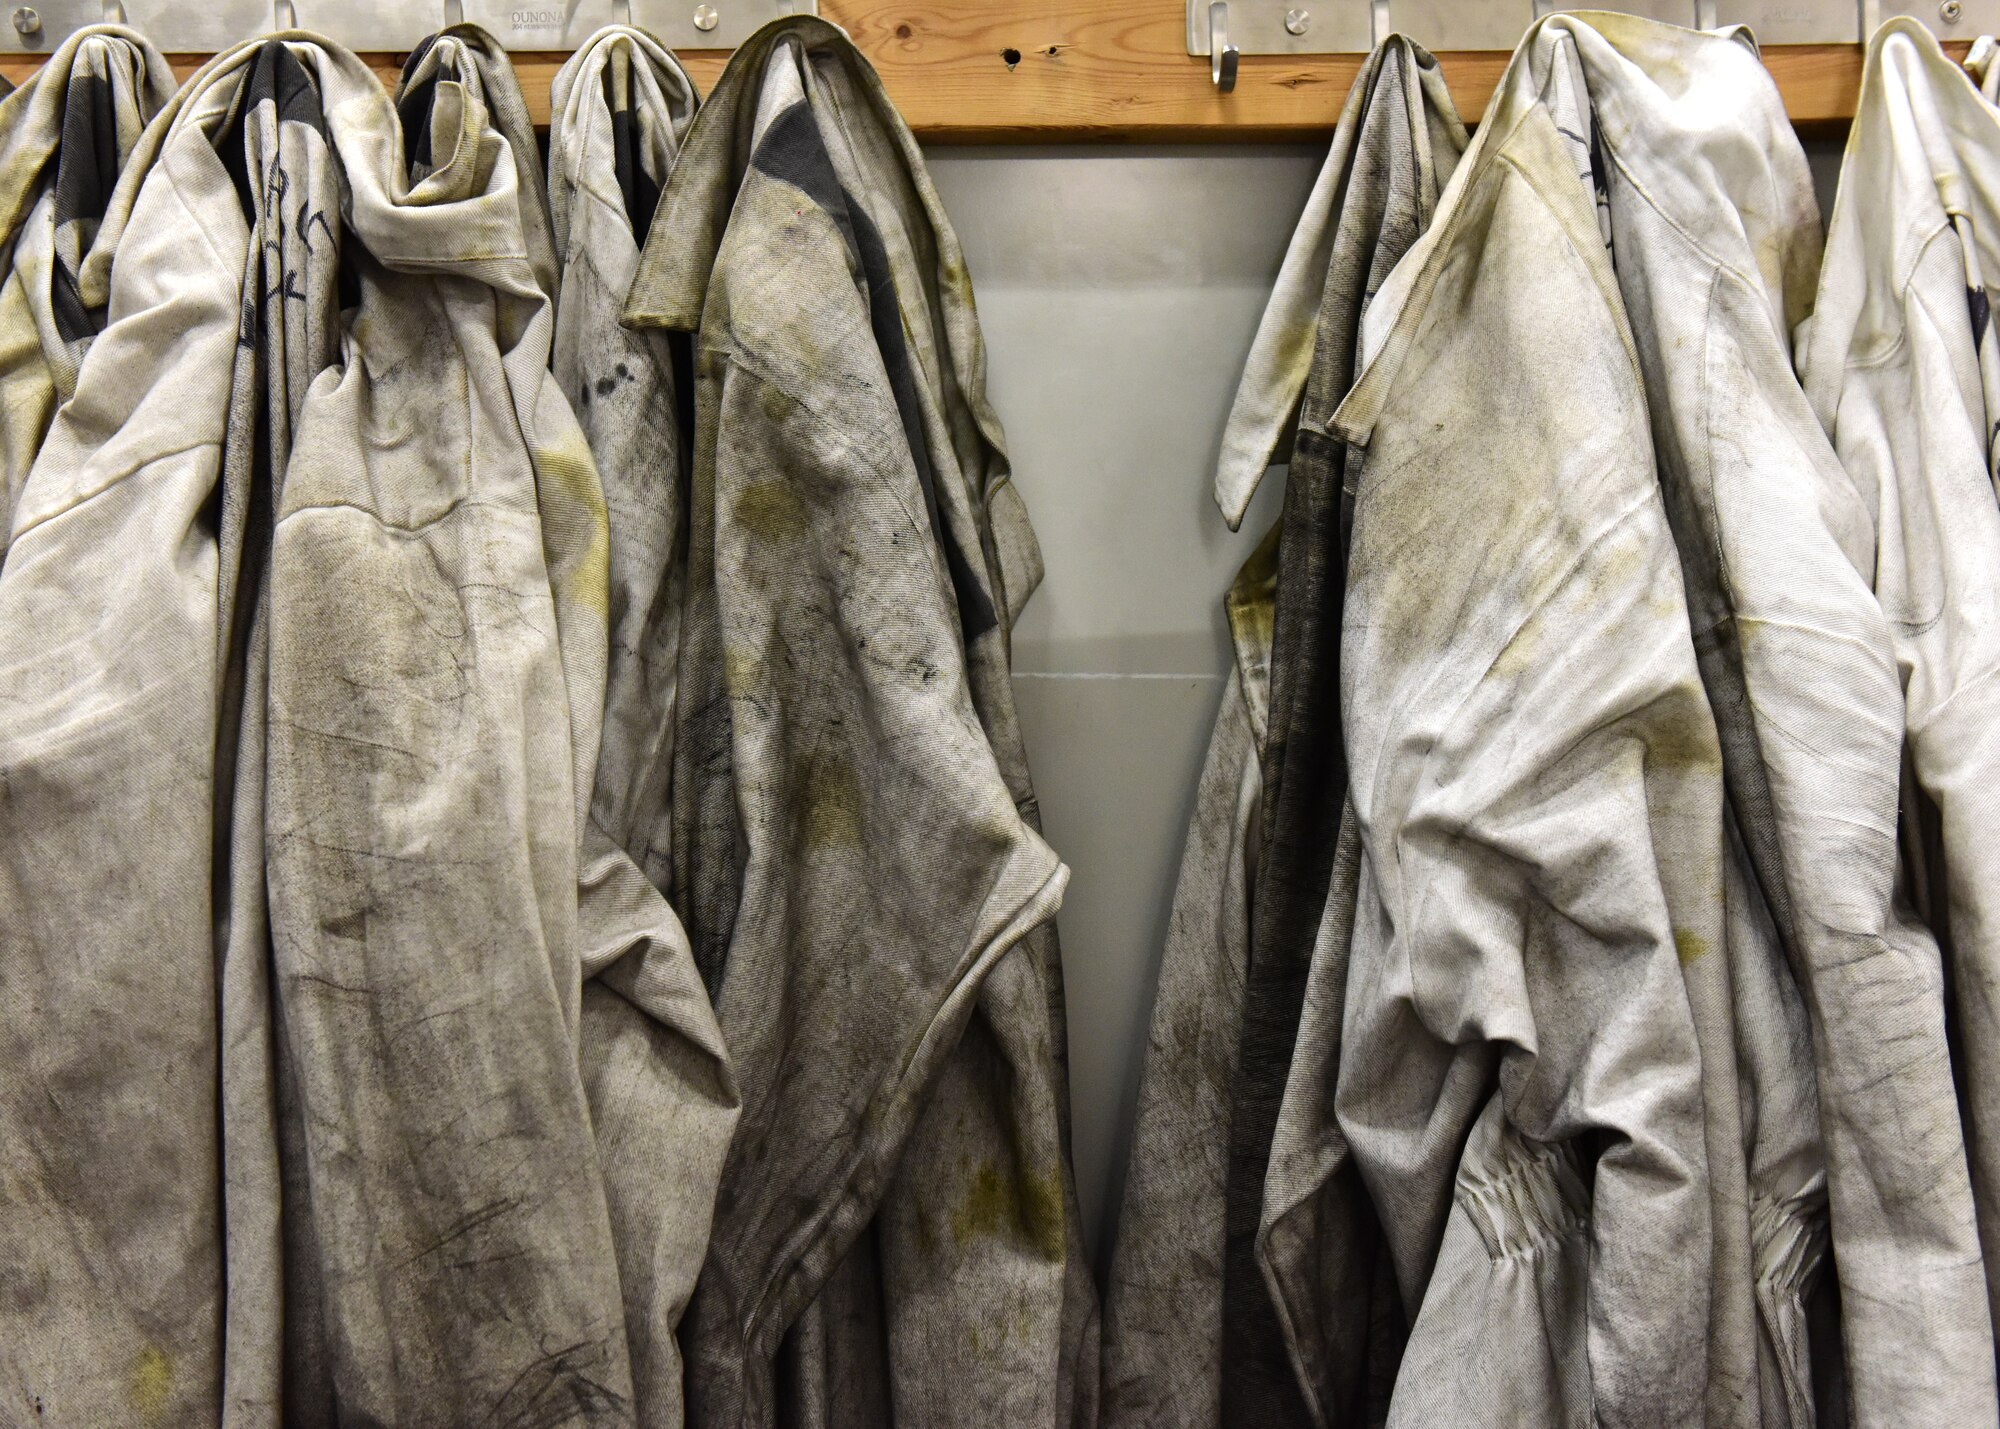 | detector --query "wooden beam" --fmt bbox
[0,5,1961,139]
